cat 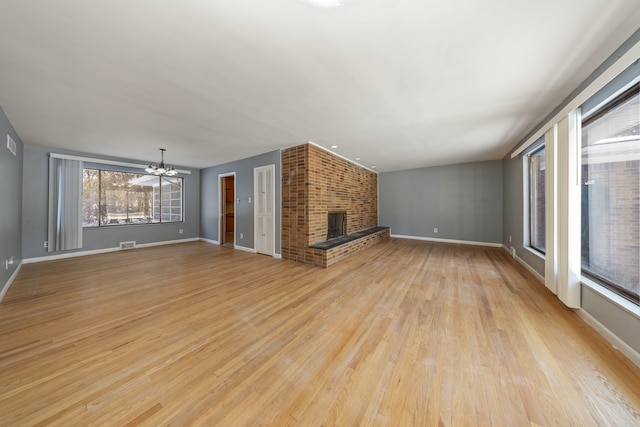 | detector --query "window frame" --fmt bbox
[83,167,184,228]
[527,145,546,255]
[580,82,639,305]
